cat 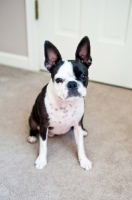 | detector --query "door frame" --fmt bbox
[25,0,40,71]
